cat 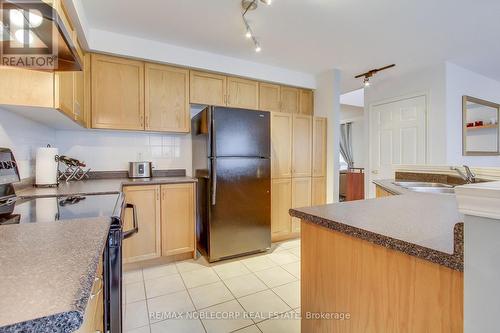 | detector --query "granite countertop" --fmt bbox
[0,217,111,332]
[290,188,464,271]
[16,176,197,198]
